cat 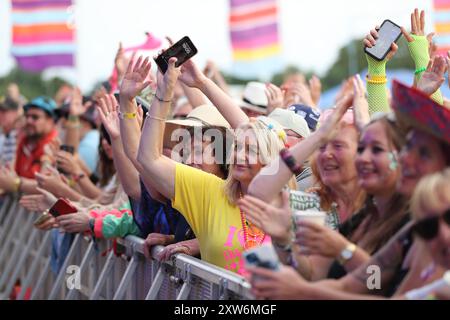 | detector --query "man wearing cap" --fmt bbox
[268,108,315,191]
[0,96,22,167]
[0,97,59,194]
